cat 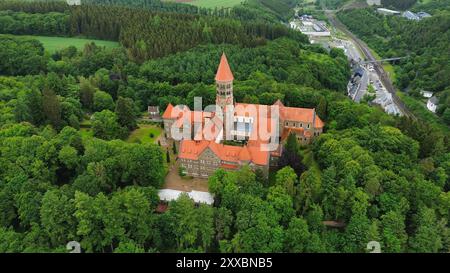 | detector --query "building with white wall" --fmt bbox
[420,90,433,98]
[158,189,214,205]
[427,96,438,113]
[67,0,82,5]
[367,0,381,6]
[377,8,401,16]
